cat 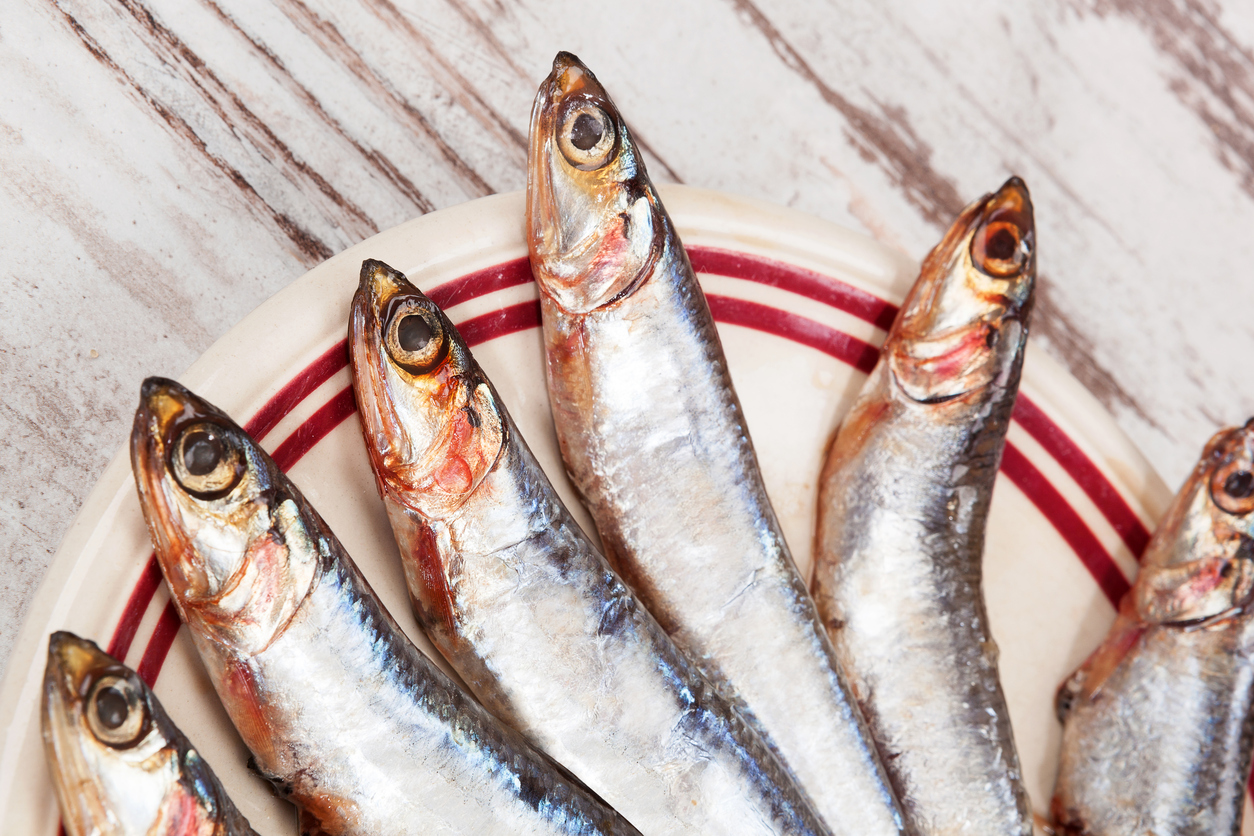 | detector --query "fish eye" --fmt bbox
[971,217,1030,279]
[1227,471,1254,498]
[171,423,245,500]
[1211,452,1254,516]
[557,101,616,171]
[86,674,148,748]
[385,298,446,375]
